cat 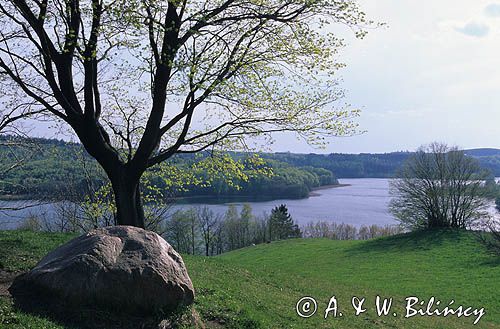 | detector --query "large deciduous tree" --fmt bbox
[0,0,371,228]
